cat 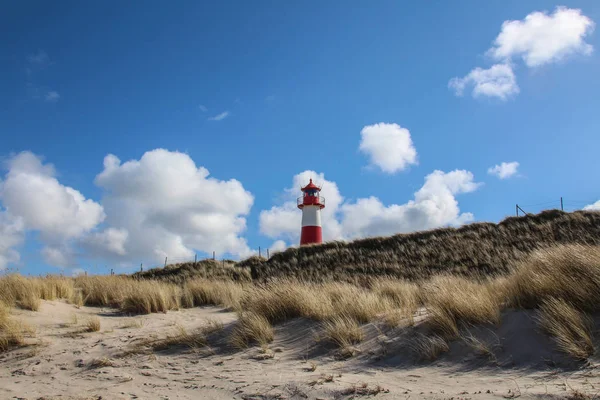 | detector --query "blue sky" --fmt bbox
[1,1,600,275]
